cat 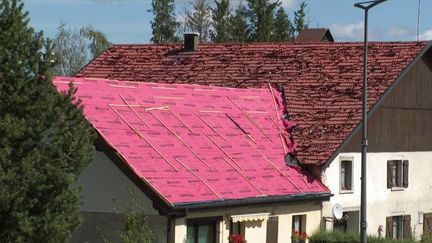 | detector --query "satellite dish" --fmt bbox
[333,203,343,220]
